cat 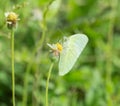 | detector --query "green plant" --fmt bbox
[5,12,19,106]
